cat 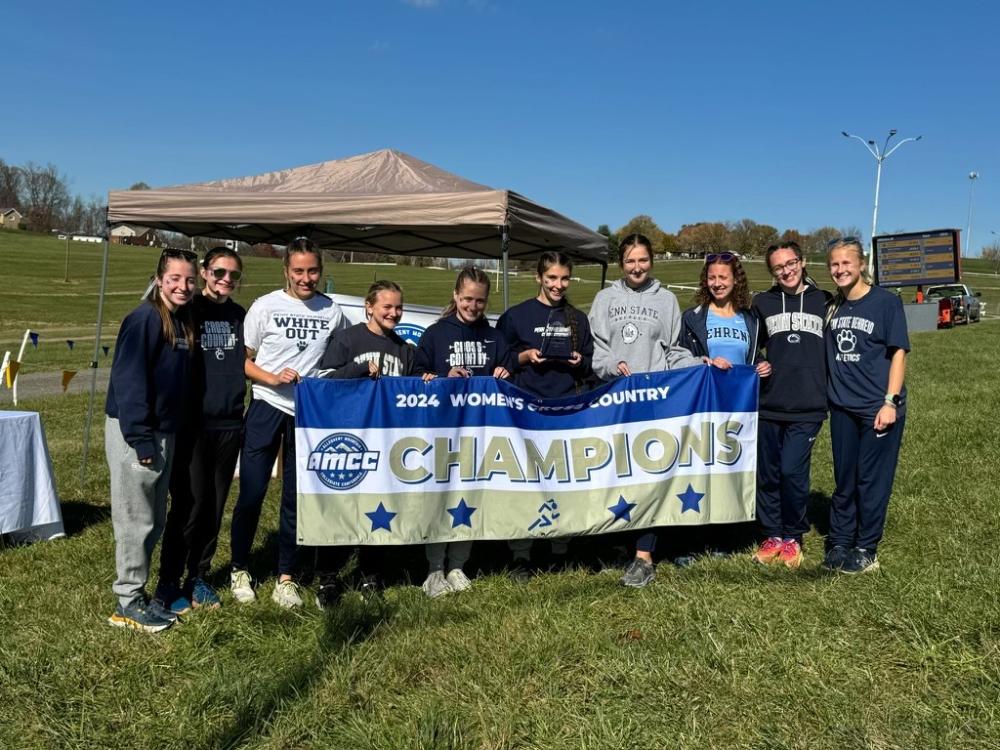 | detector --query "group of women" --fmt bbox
[103,233,909,633]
